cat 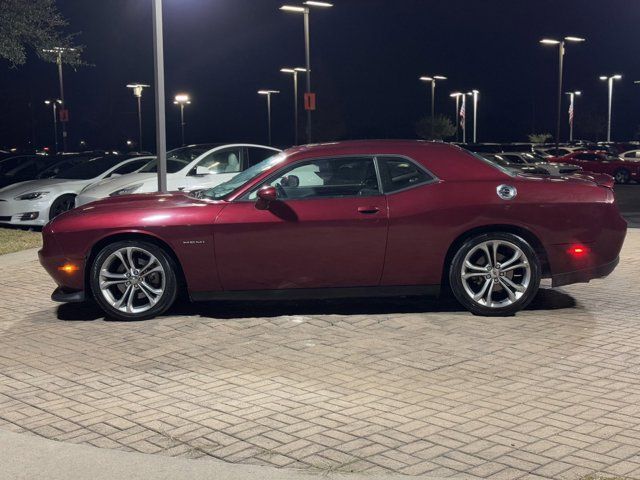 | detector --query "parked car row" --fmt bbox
[0,144,279,227]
